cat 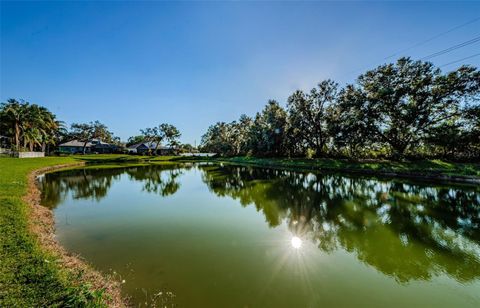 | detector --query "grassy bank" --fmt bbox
[0,156,121,307]
[0,154,179,306]
[194,156,480,182]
